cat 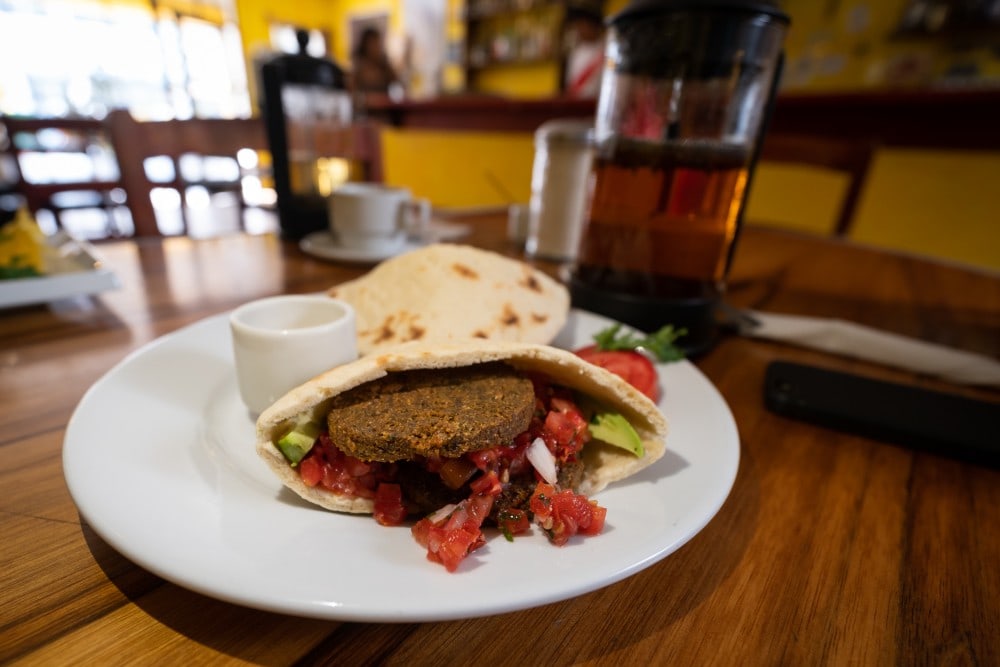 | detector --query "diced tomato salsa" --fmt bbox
[412,470,502,571]
[513,381,590,466]
[298,432,396,499]
[496,508,530,541]
[530,483,607,546]
[293,375,607,571]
